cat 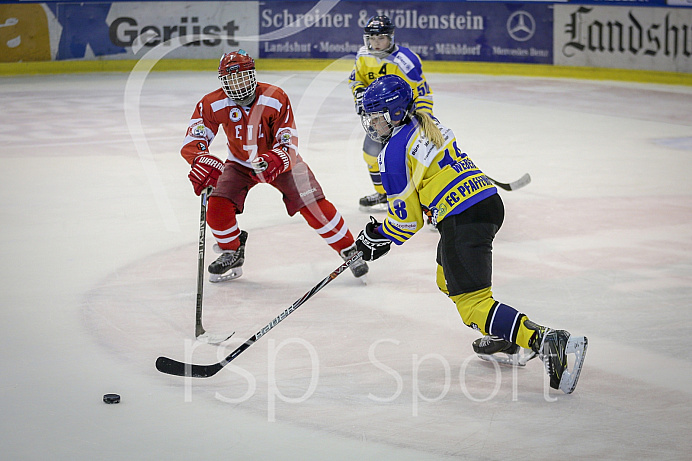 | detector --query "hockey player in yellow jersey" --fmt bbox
[349,15,433,210]
[354,75,588,394]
